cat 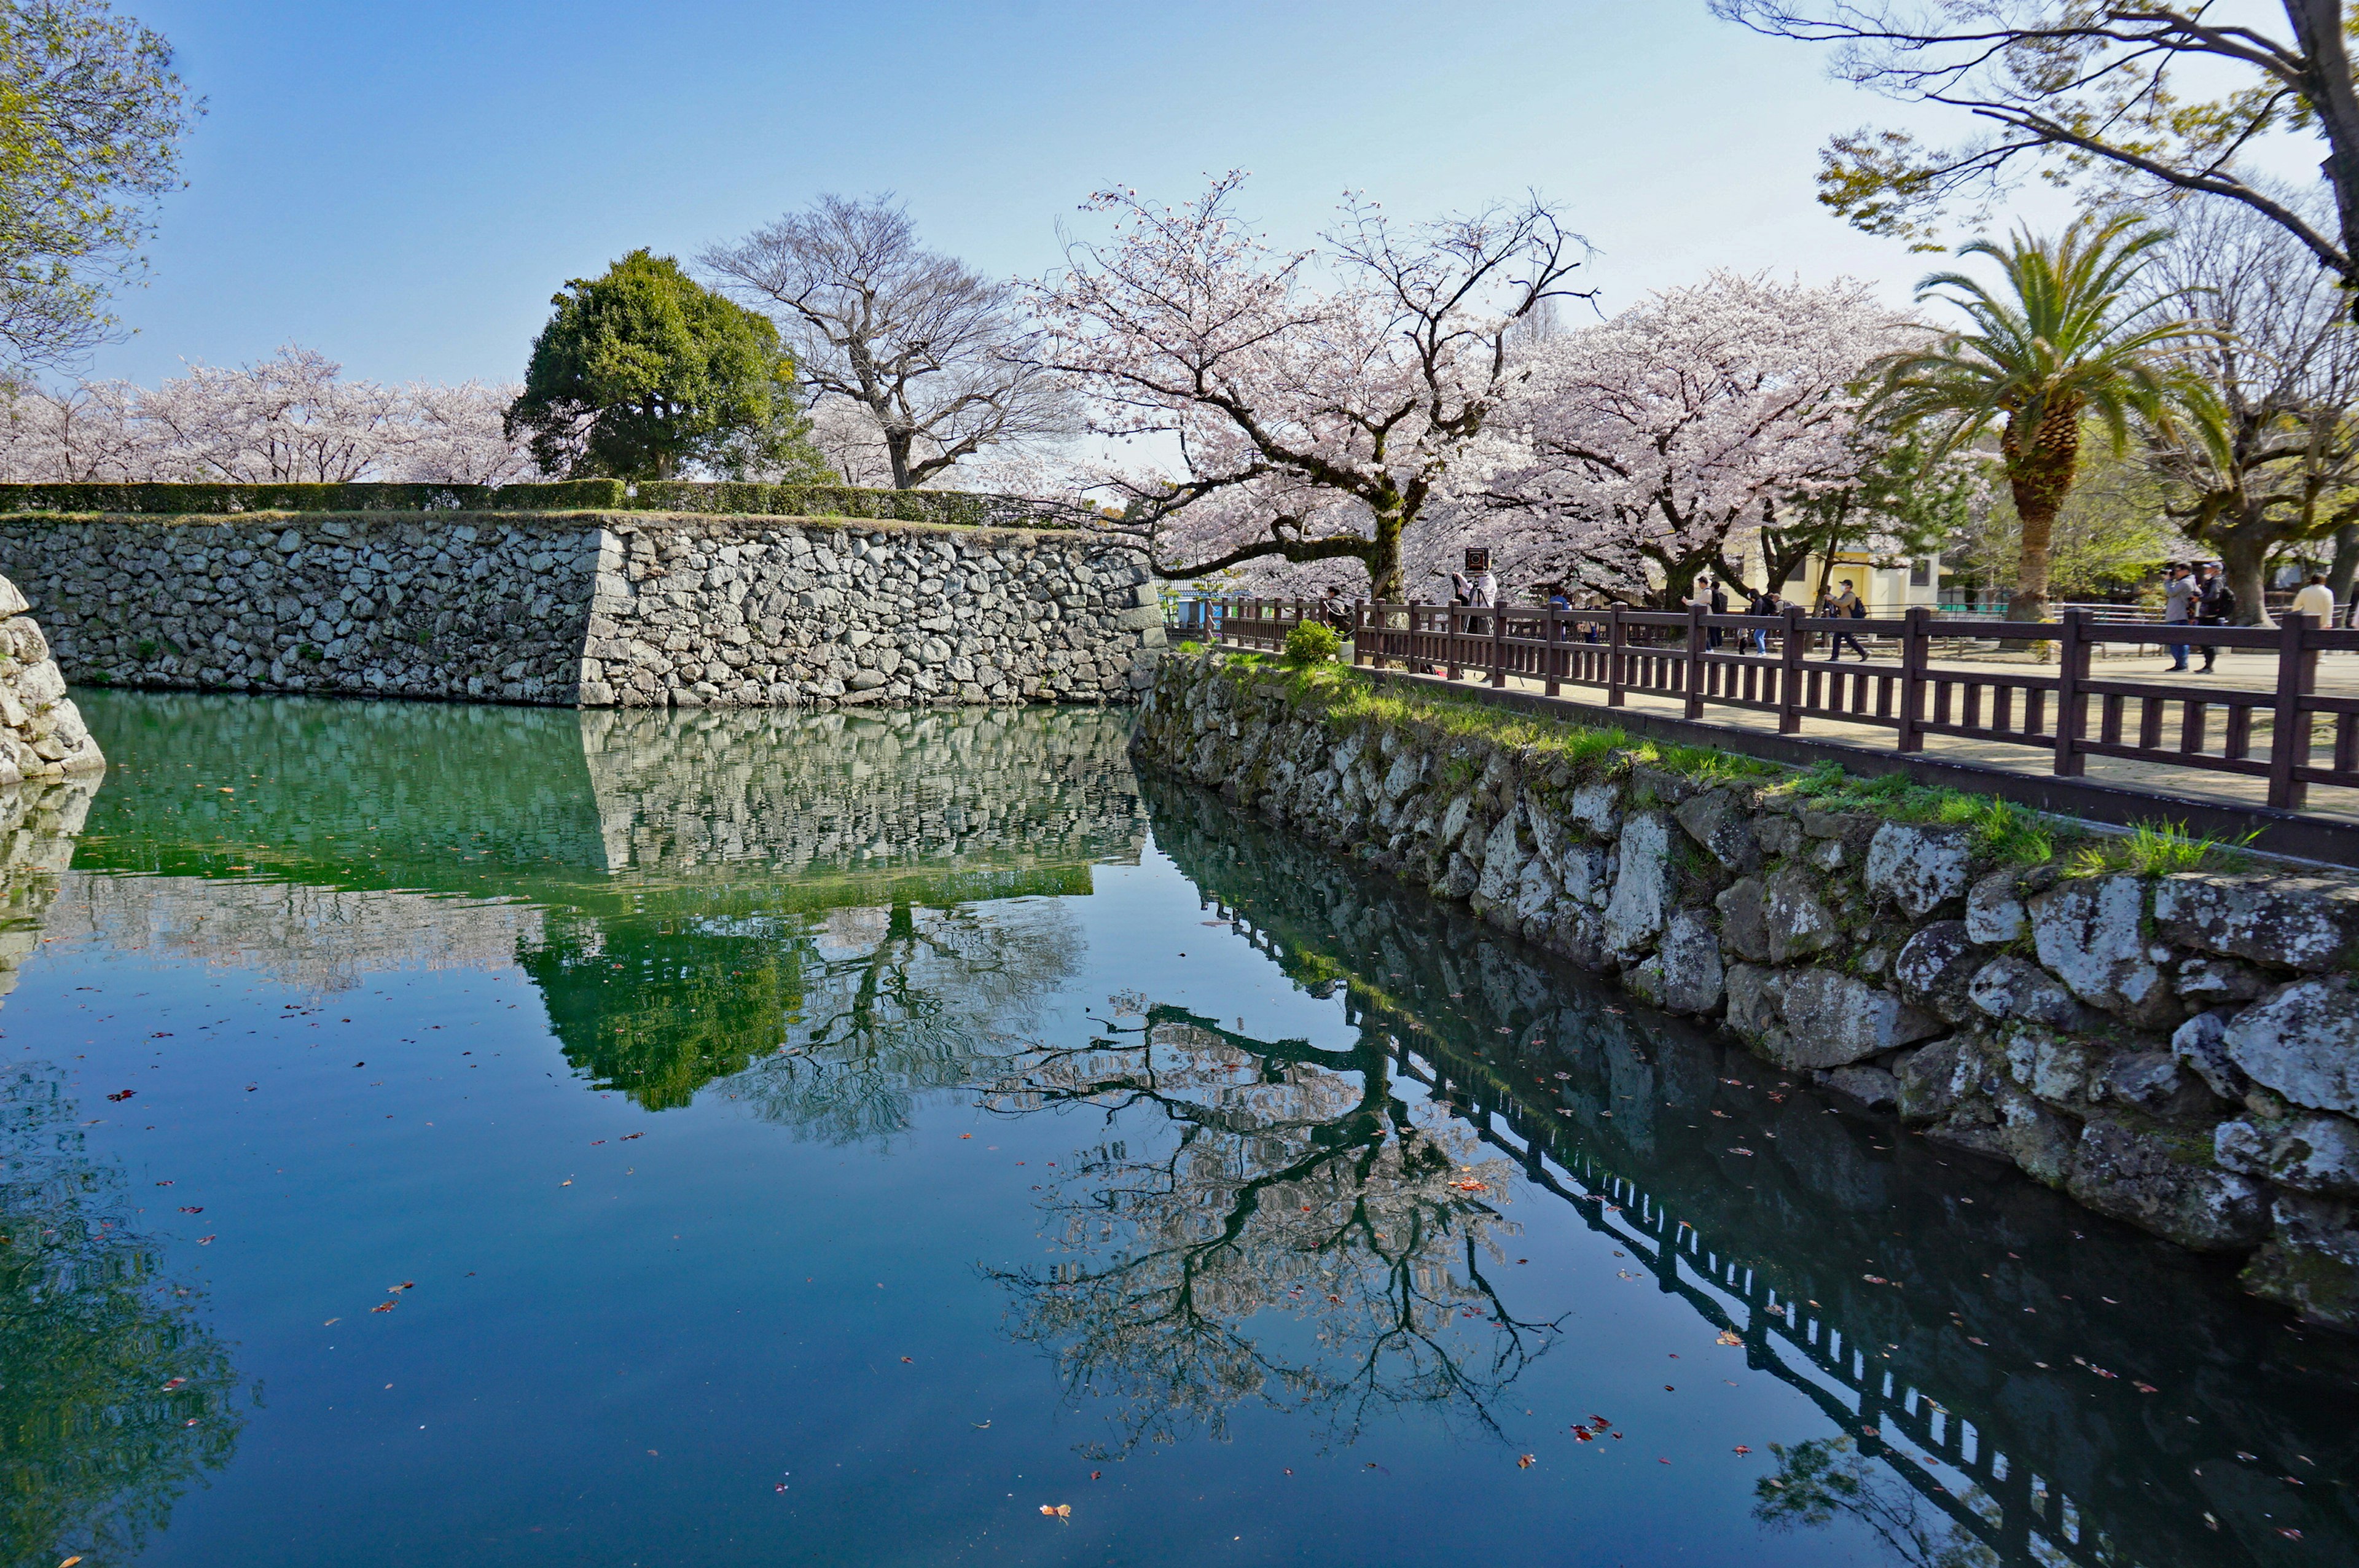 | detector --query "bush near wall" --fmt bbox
[0,479,1079,528]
